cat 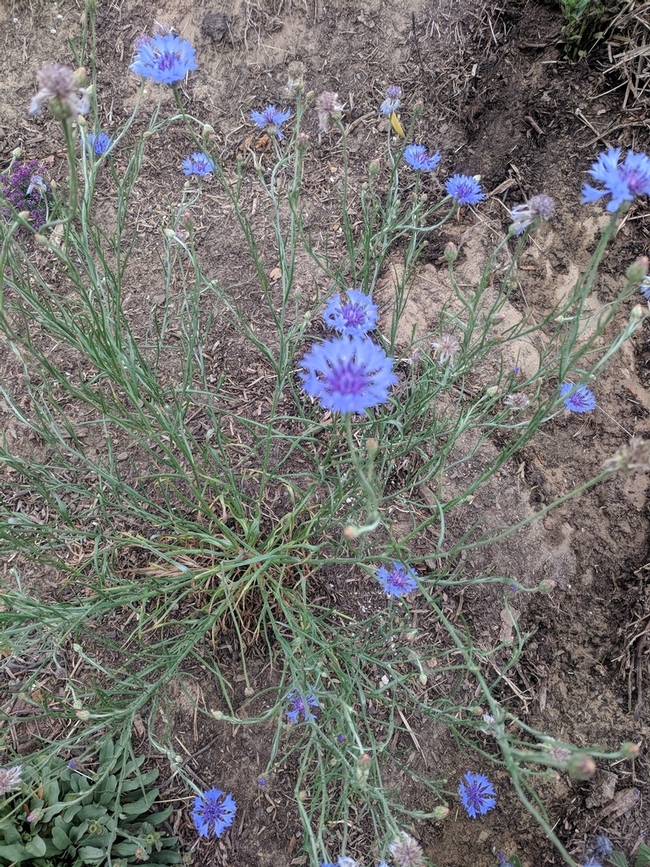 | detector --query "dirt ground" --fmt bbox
[2,0,650,865]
